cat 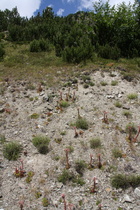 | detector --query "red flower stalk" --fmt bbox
[90,177,97,193]
[65,93,69,101]
[20,159,23,170]
[72,91,76,102]
[133,126,140,142]
[68,203,75,210]
[128,126,132,141]
[74,126,79,138]
[77,107,81,119]
[61,194,67,210]
[97,154,102,169]
[98,204,102,210]
[89,154,93,168]
[64,148,70,169]
[14,160,25,178]
[19,200,24,210]
[102,111,109,124]
[59,91,63,101]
